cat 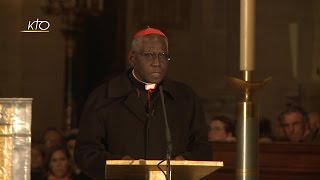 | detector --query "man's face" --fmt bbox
[281,112,307,142]
[129,35,169,84]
